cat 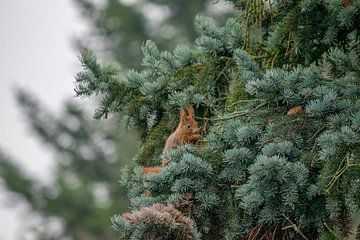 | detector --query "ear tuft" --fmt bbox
[187,106,194,117]
[179,108,187,123]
